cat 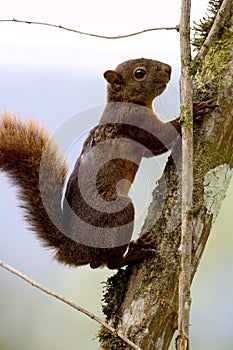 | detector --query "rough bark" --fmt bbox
[177,0,193,348]
[99,2,233,349]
